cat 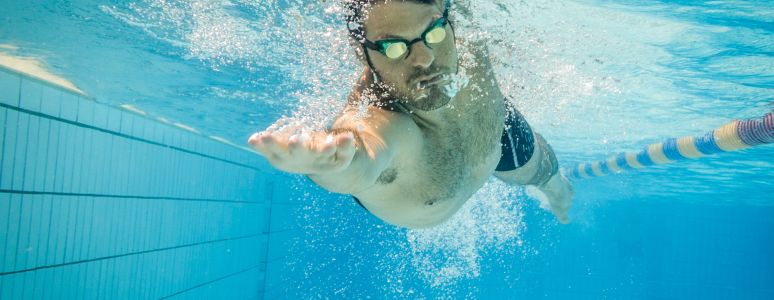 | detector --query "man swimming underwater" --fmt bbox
[248,0,573,228]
